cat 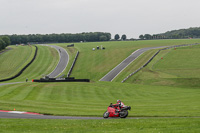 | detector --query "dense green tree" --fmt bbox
[99,35,107,41]
[0,38,6,50]
[114,34,120,40]
[7,32,111,45]
[156,27,200,39]
[121,34,127,40]
[144,34,152,40]
[105,33,111,41]
[1,36,11,46]
[139,35,144,40]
